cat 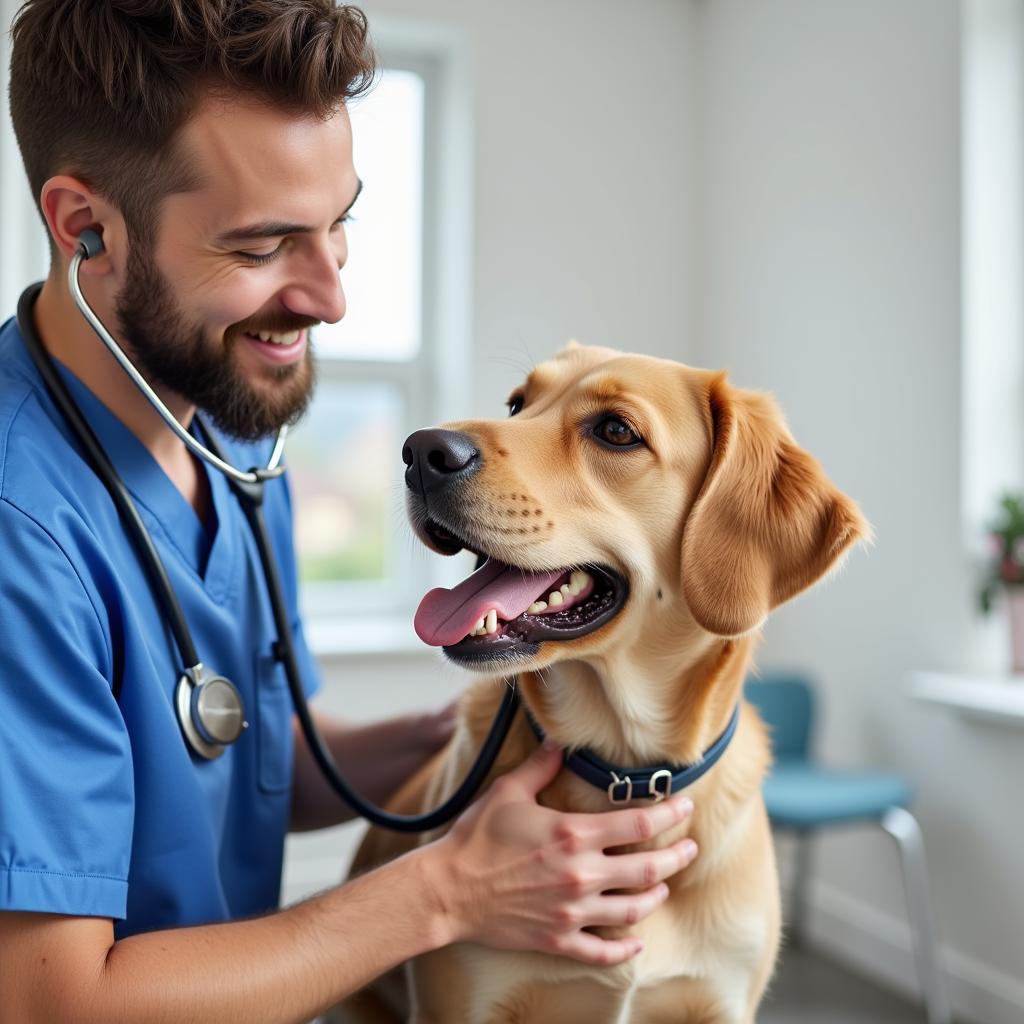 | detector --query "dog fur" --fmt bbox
[339,342,869,1024]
